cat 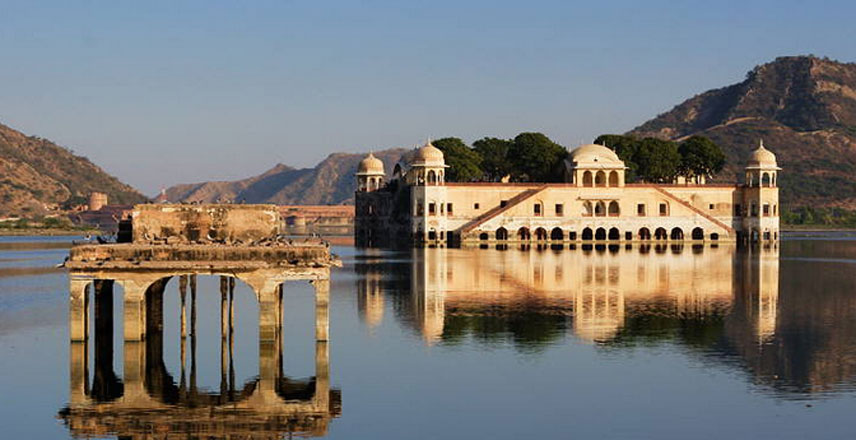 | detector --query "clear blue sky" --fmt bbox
[1,0,854,195]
